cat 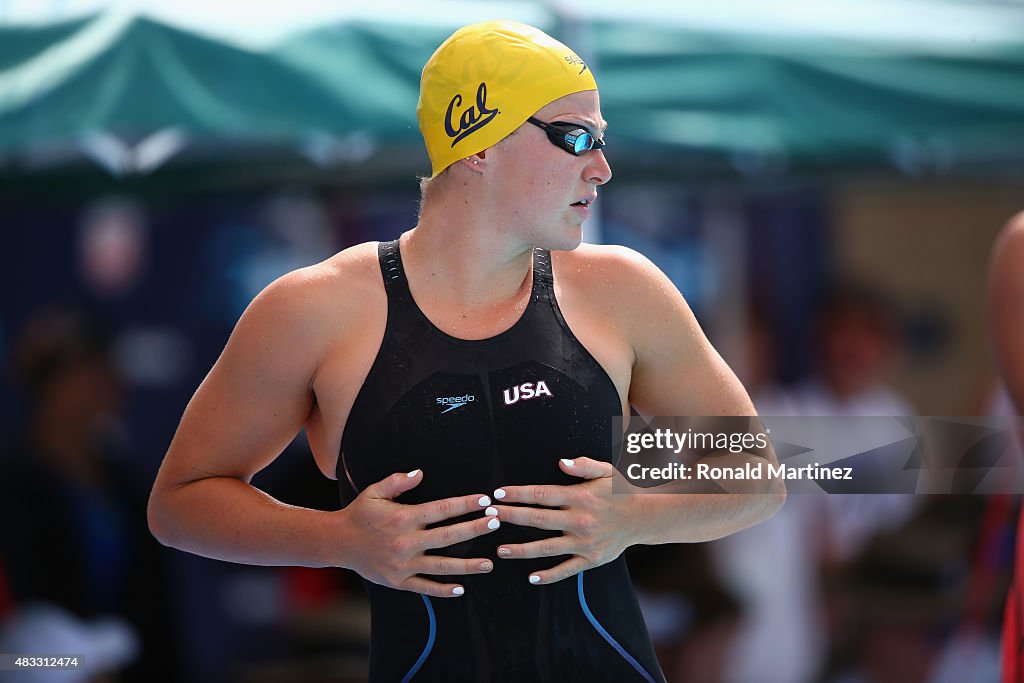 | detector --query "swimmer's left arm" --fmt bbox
[615,247,785,542]
[491,248,785,584]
